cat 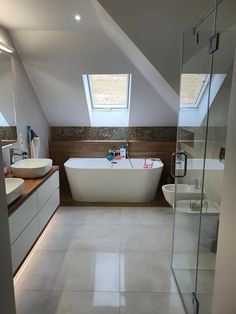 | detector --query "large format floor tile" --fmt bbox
[121,207,173,226]
[14,206,186,314]
[52,206,121,225]
[197,293,214,314]
[120,292,185,314]
[37,224,120,251]
[121,224,172,252]
[173,268,215,294]
[15,250,120,292]
[172,251,216,270]
[120,252,177,293]
[15,291,120,314]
